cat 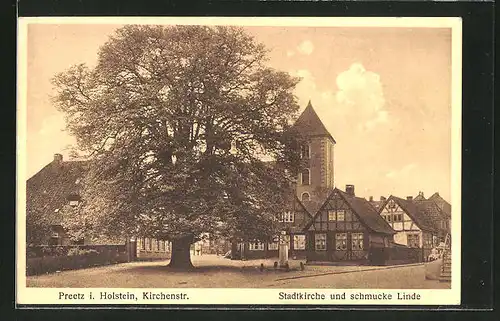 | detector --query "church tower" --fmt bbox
[292,101,336,202]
